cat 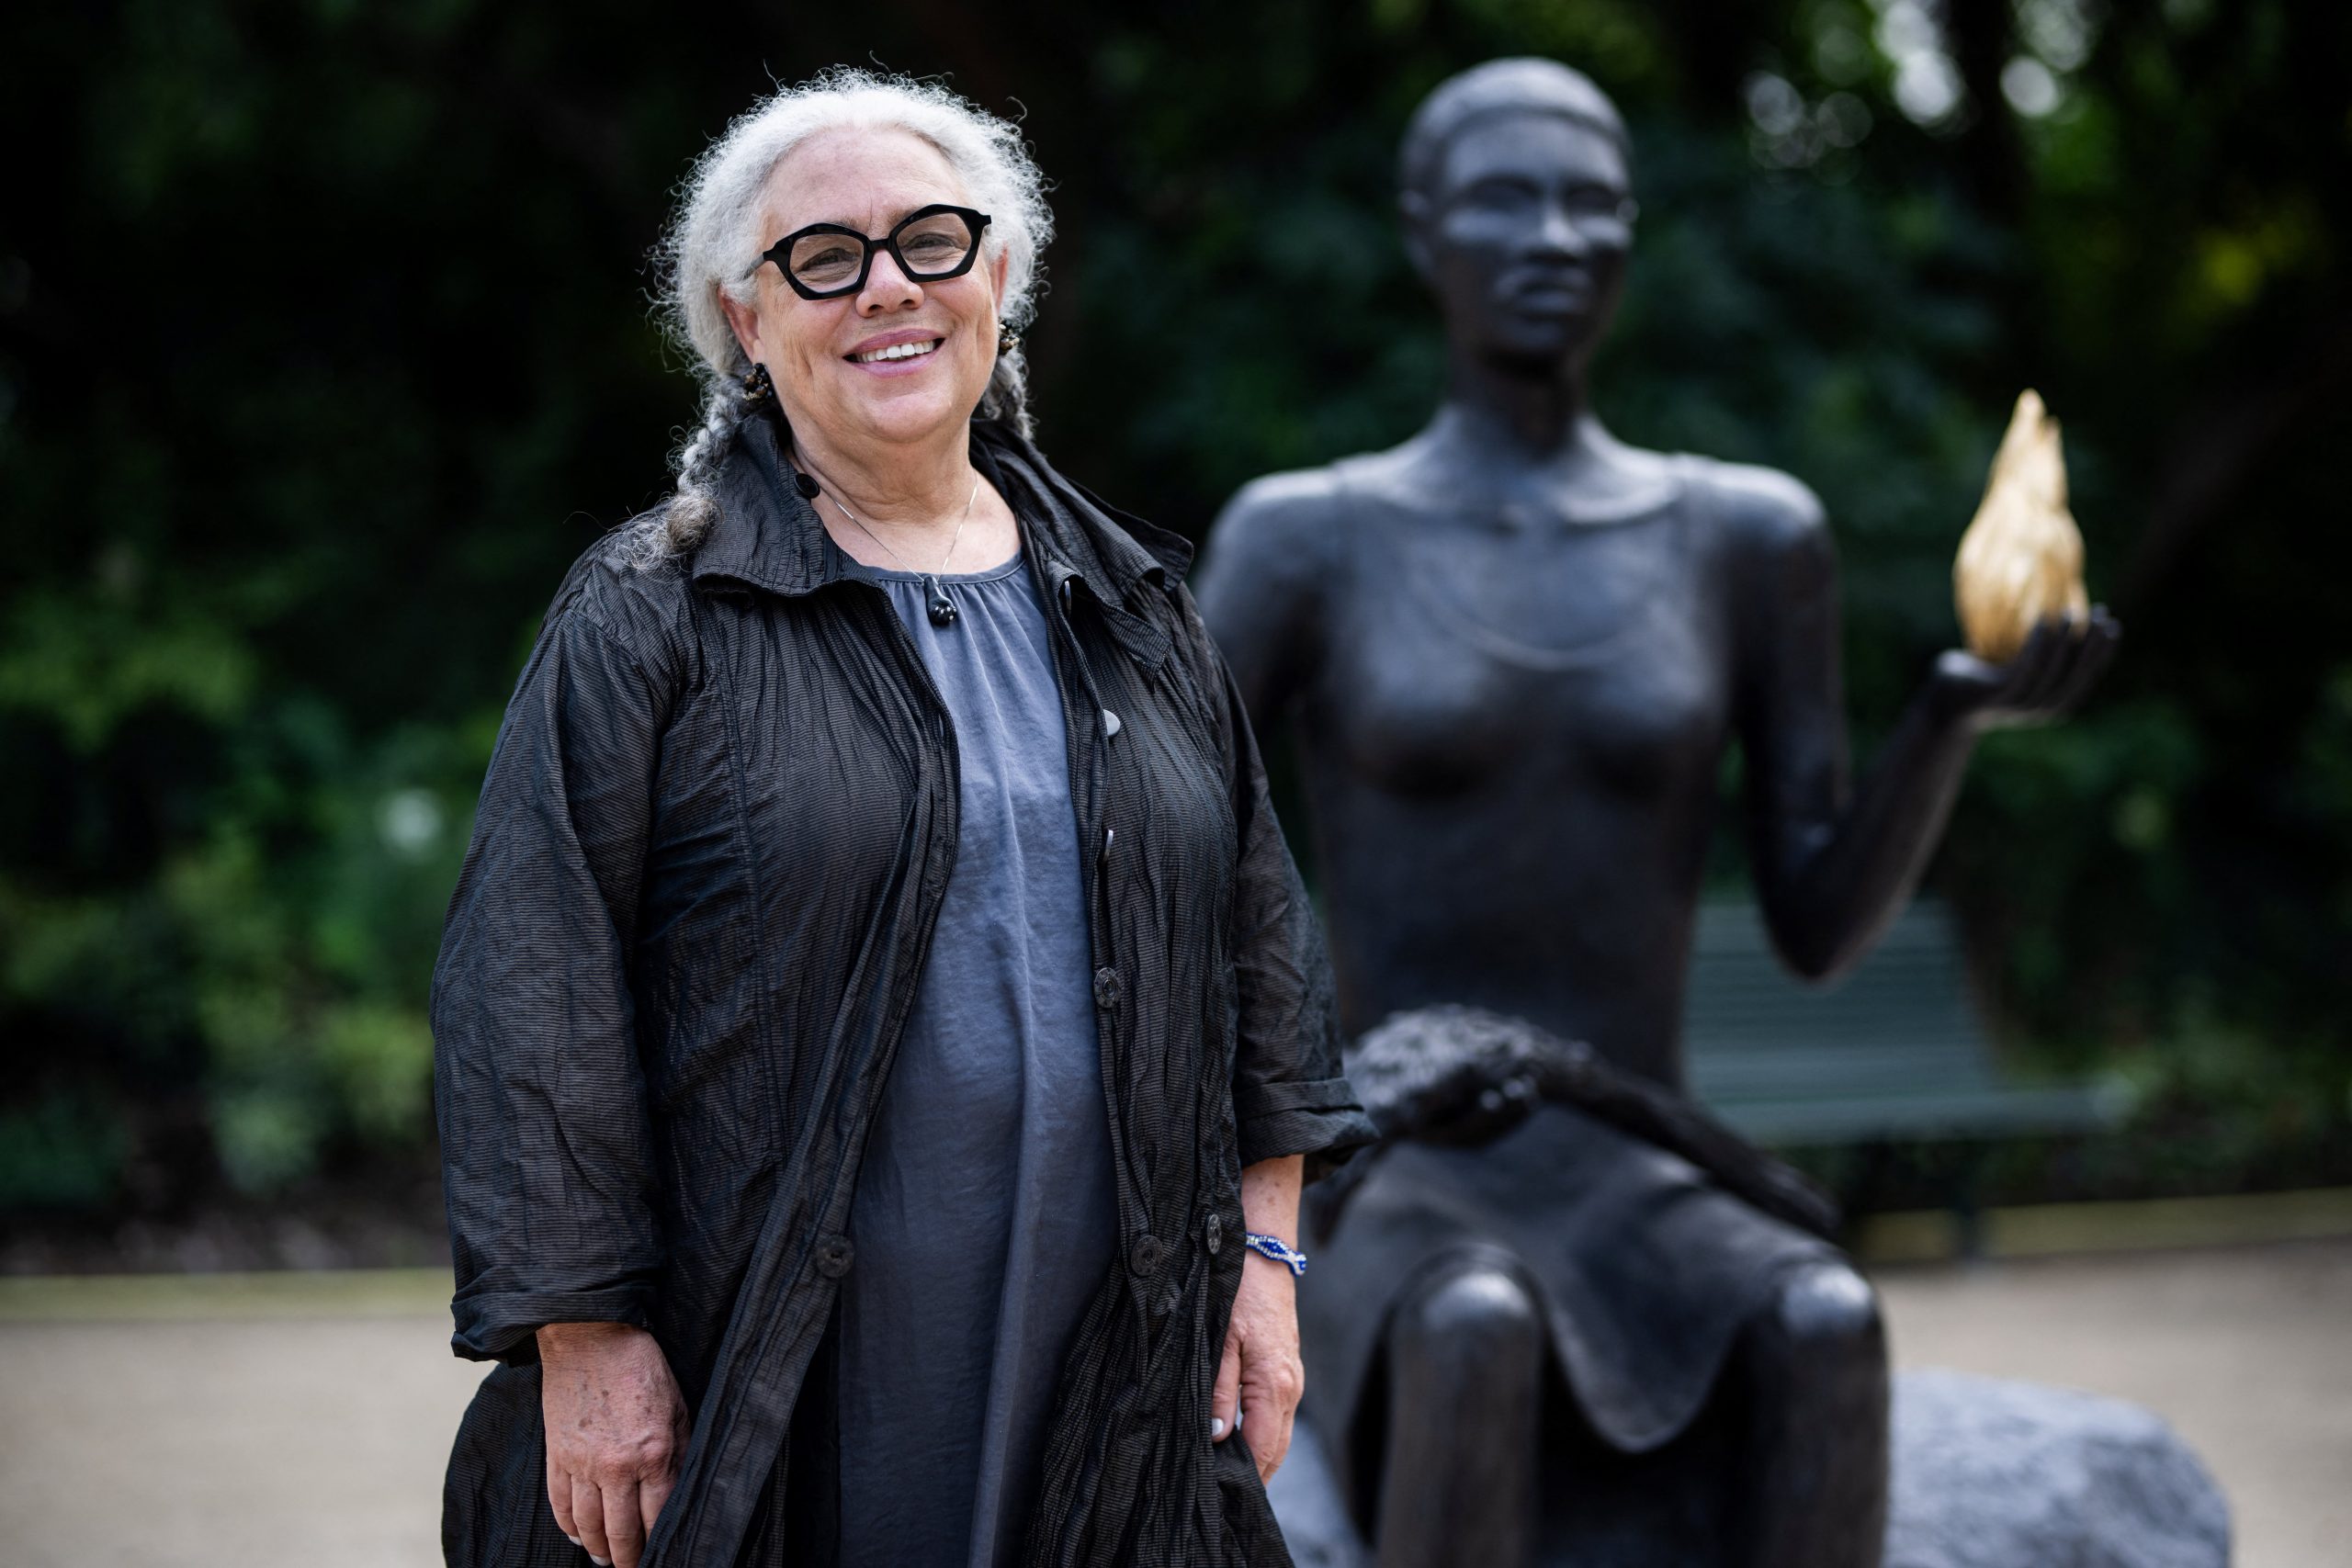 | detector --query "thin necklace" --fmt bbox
[820,471,985,628]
